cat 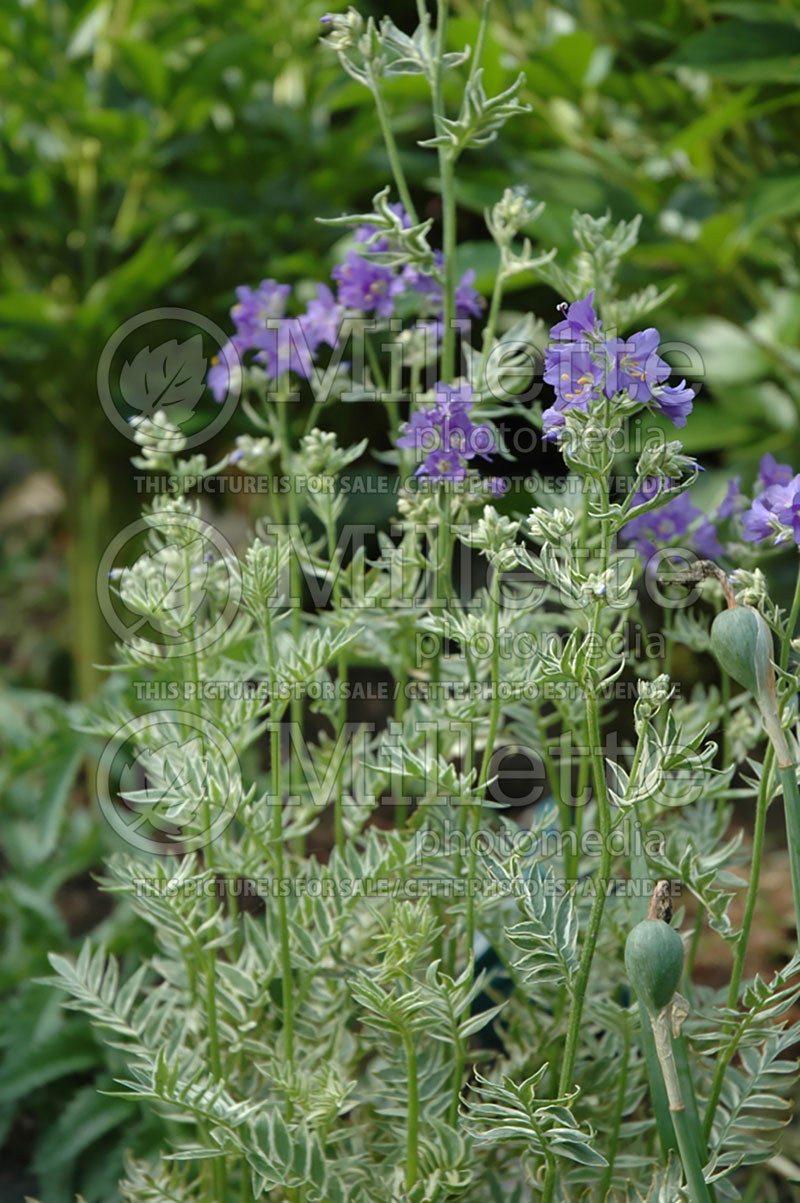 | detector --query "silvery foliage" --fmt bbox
[43,8,800,1203]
